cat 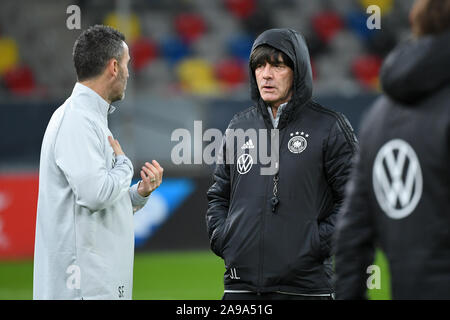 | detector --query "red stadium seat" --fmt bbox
[3,65,36,95]
[312,11,344,43]
[215,58,246,88]
[130,37,158,72]
[175,13,206,44]
[351,54,382,89]
[225,0,256,19]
